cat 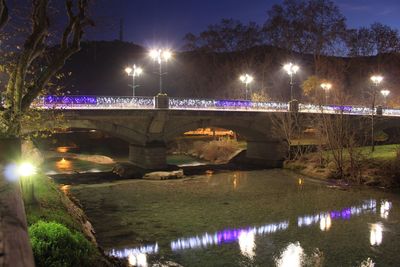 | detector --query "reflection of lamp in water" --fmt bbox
[275,242,304,267]
[56,158,72,170]
[128,253,148,267]
[60,185,70,195]
[238,230,256,260]
[370,223,383,246]
[380,200,392,219]
[319,213,332,231]
[56,146,69,153]
[233,178,237,190]
[298,178,304,186]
